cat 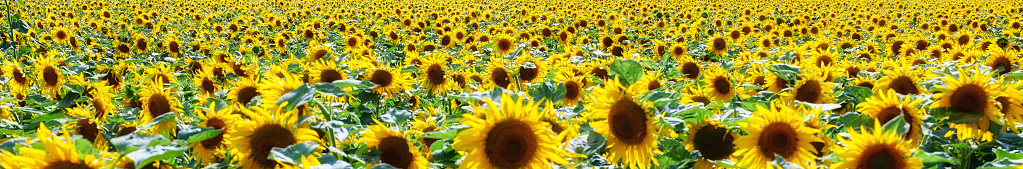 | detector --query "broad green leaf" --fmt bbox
[914,151,958,165]
[609,59,643,86]
[185,129,223,144]
[277,84,316,111]
[269,141,320,166]
[125,141,186,169]
[882,114,910,137]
